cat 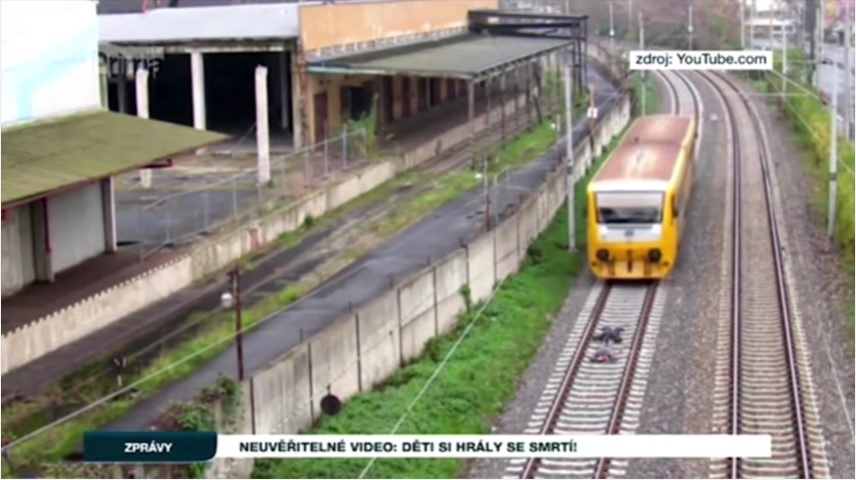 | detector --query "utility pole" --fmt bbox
[222,268,245,382]
[639,12,646,115]
[827,68,839,241]
[564,61,575,251]
[628,0,634,40]
[688,2,694,50]
[806,0,817,85]
[815,1,824,86]
[750,0,757,50]
[781,3,788,110]
[740,0,746,49]
[844,15,853,139]
[609,1,615,53]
